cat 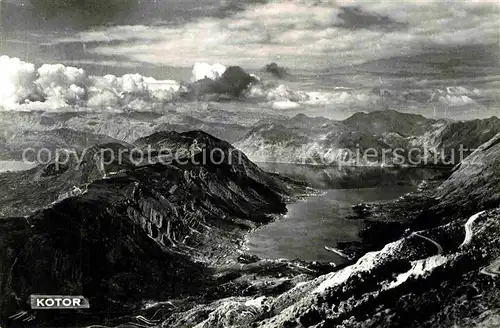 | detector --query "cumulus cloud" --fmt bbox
[37,64,89,105]
[0,56,180,111]
[0,55,39,106]
[191,62,227,82]
[0,55,496,117]
[52,0,500,69]
[247,83,310,102]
